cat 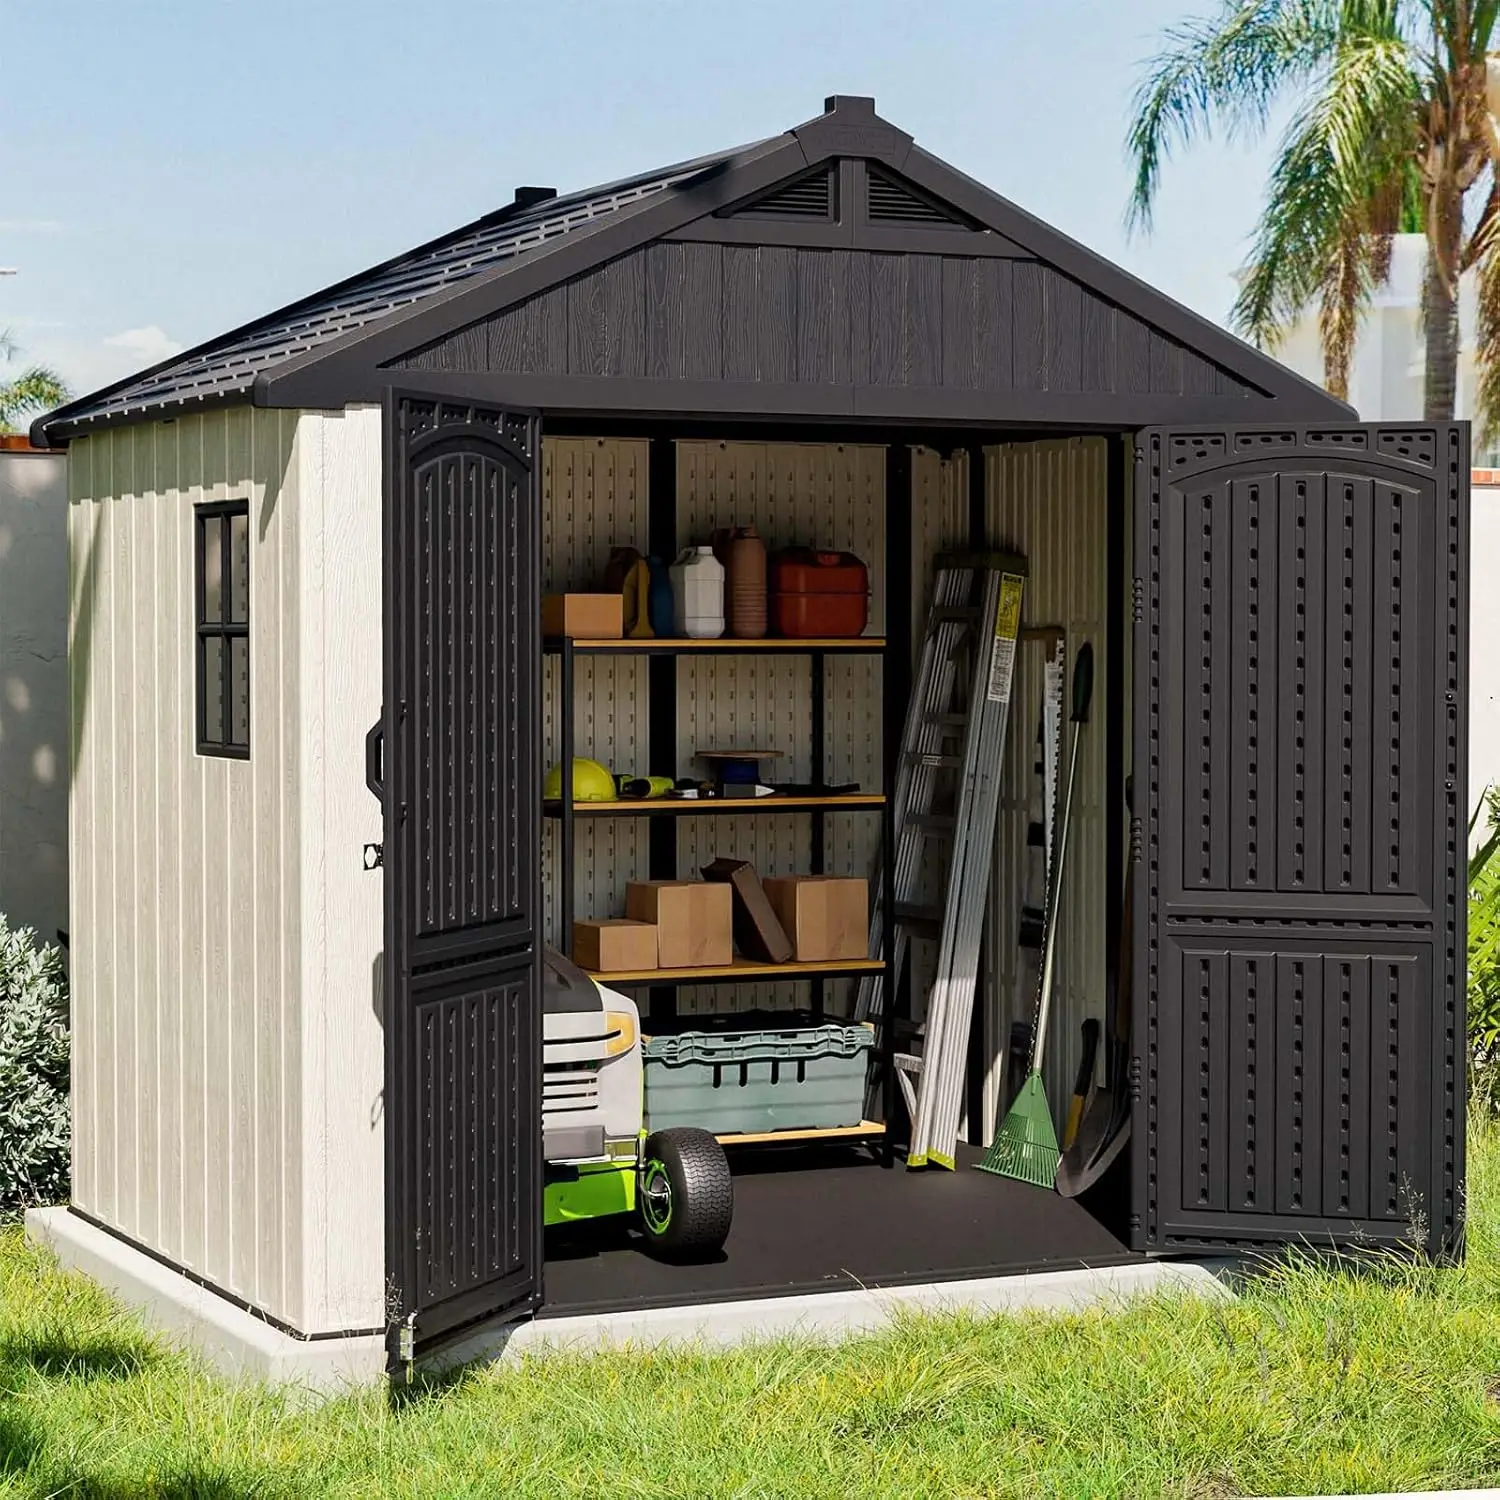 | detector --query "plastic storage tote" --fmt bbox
[643,1014,875,1135]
